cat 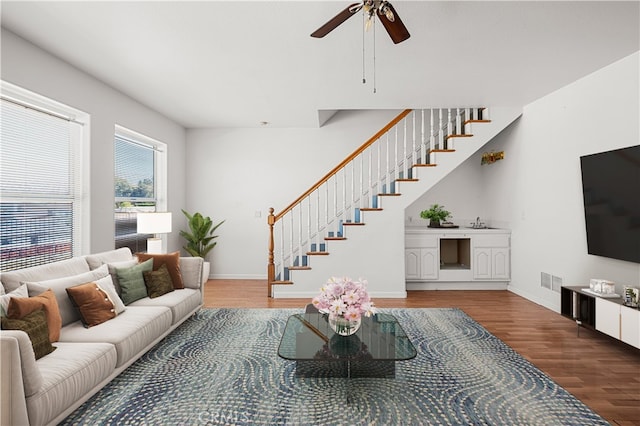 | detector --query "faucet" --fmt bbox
[471,217,485,229]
